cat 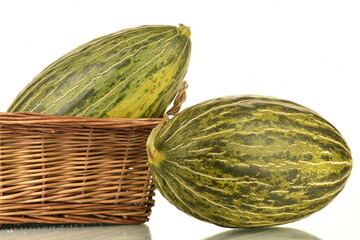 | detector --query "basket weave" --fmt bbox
[0,82,187,226]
